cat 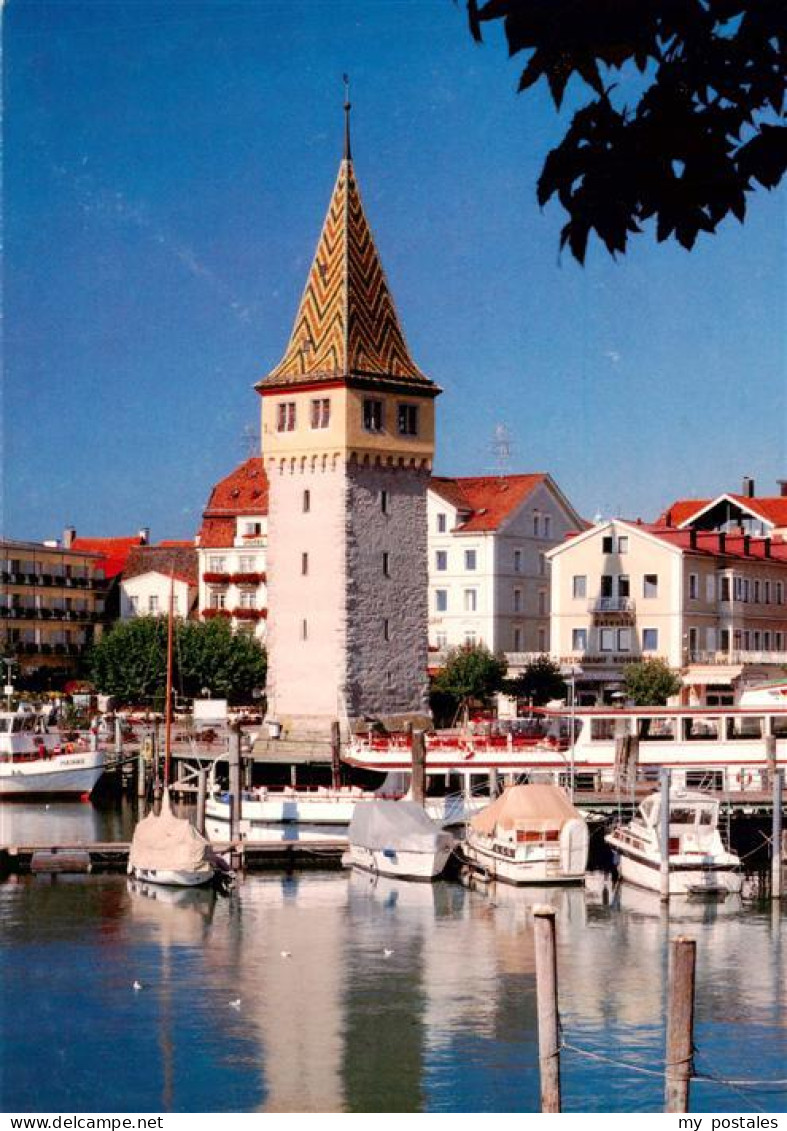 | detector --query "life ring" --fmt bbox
[65,742,74,754]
